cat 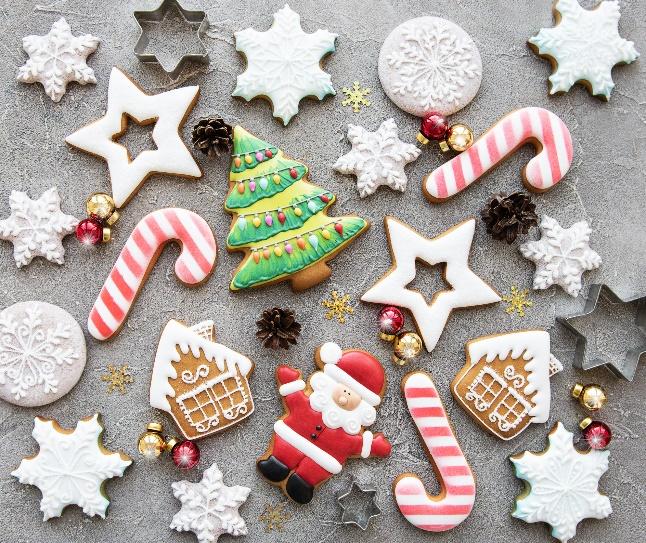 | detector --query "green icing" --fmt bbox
[231,127,278,173]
